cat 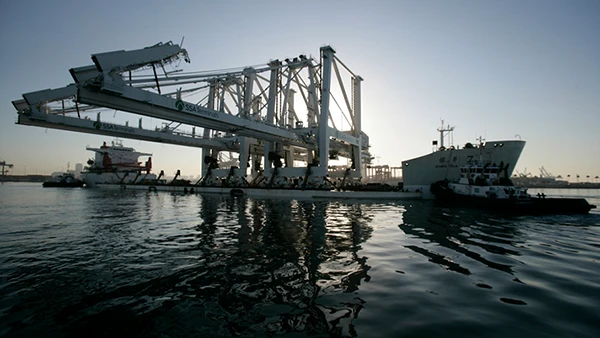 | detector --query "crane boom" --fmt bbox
[75,85,317,149]
[17,112,239,151]
[91,41,189,73]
